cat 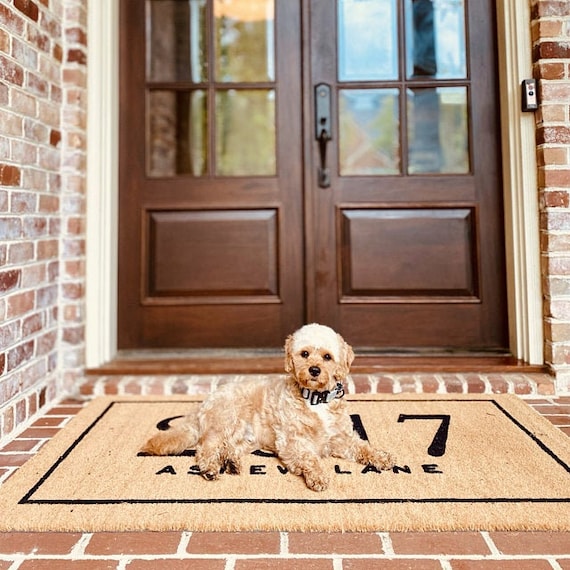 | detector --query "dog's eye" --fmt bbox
[301,350,309,358]
[324,353,332,361]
